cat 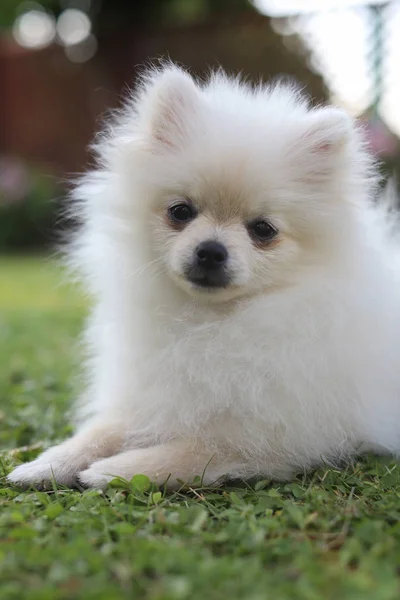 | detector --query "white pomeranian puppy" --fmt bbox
[8,64,400,490]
